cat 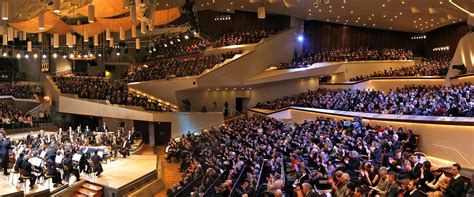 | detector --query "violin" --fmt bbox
[7,150,15,169]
